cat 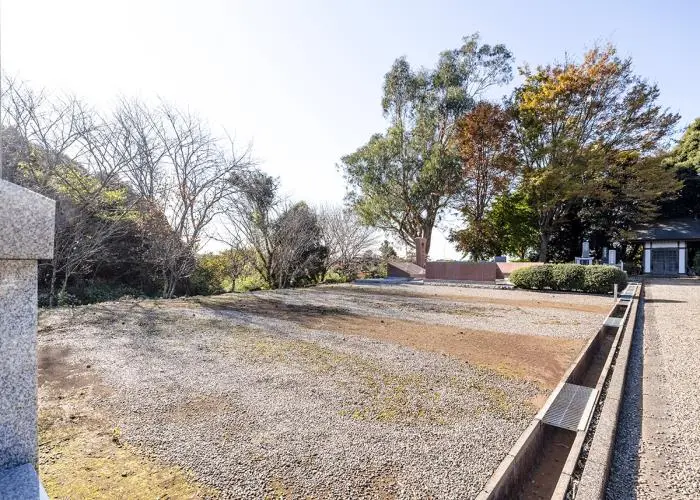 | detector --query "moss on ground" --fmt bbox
[39,380,217,499]
[237,334,531,424]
